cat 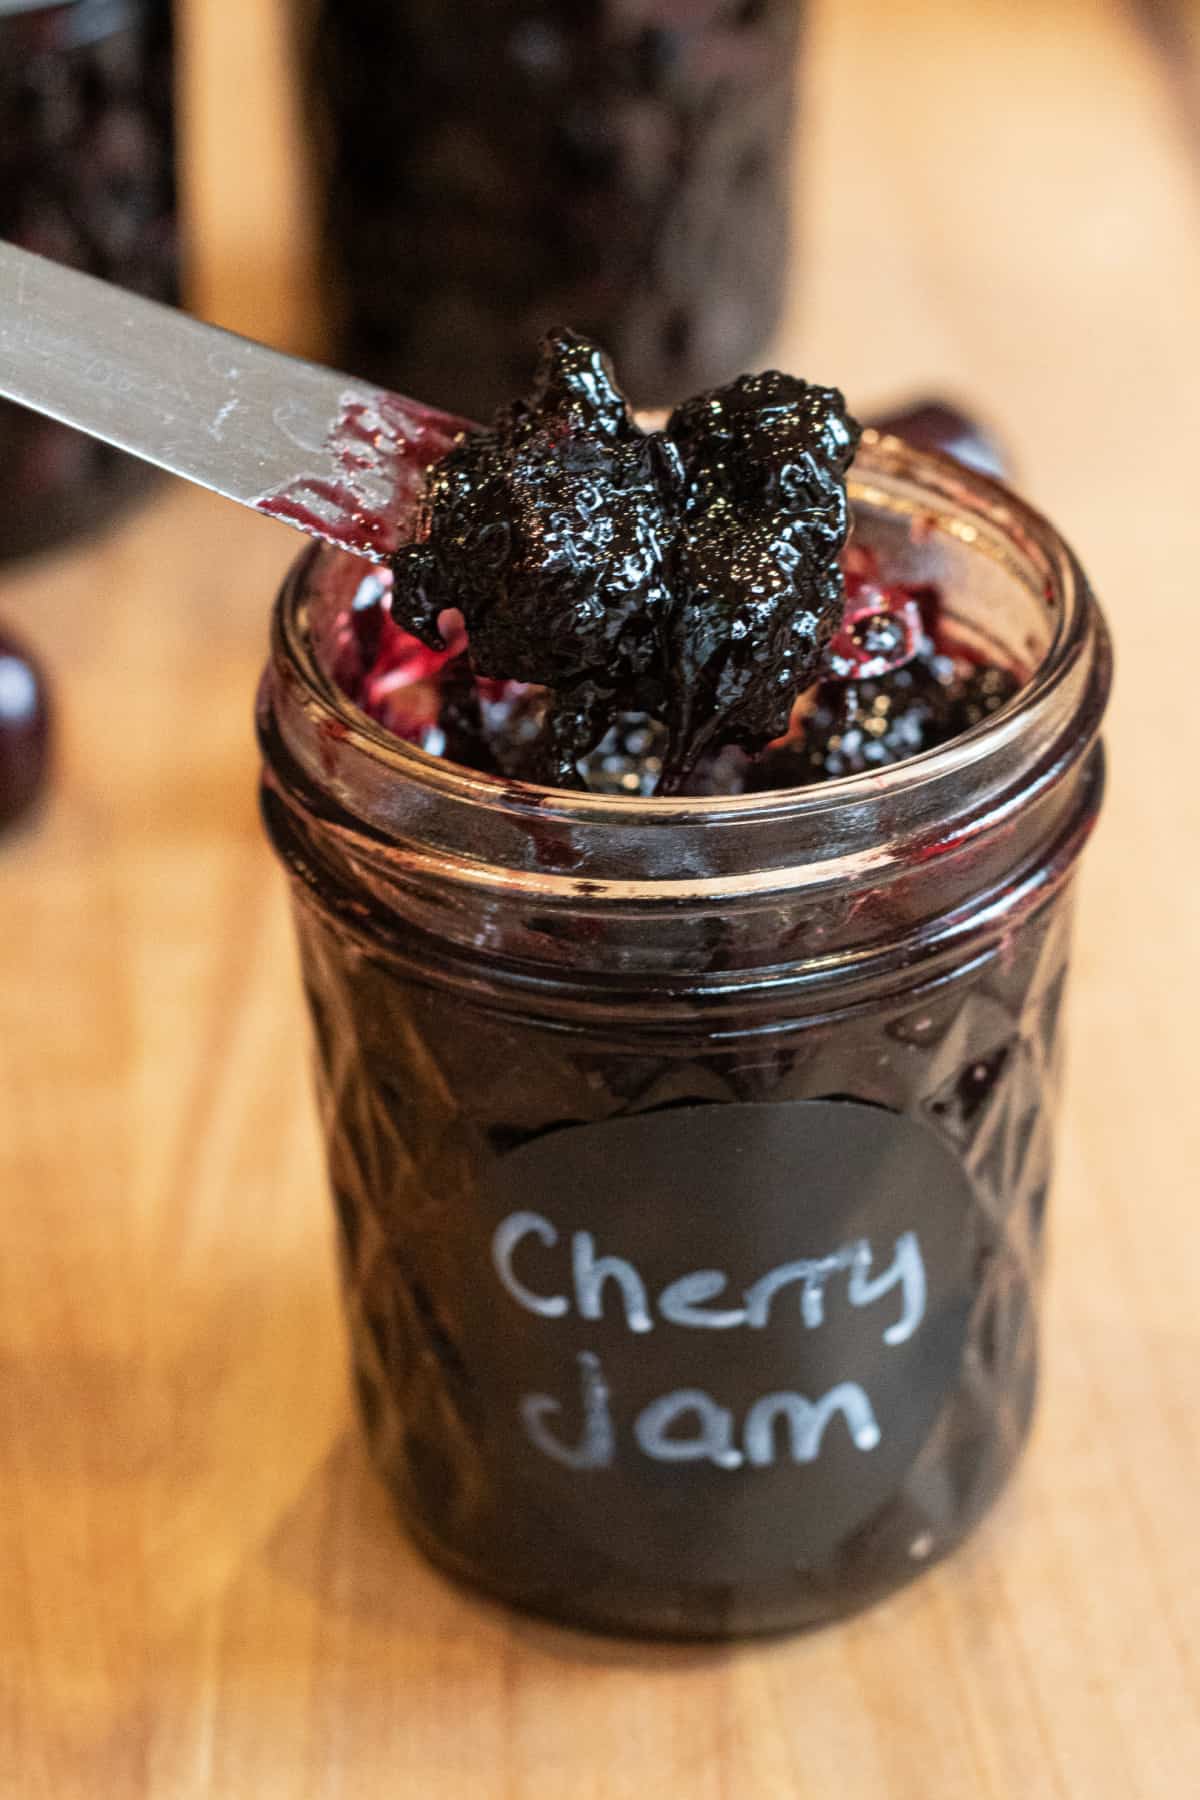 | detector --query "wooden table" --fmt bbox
[3,1,1198,1793]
